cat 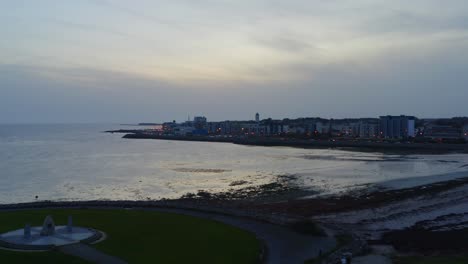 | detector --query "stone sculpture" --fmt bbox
[67,215,73,233]
[40,215,55,236]
[23,224,31,239]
